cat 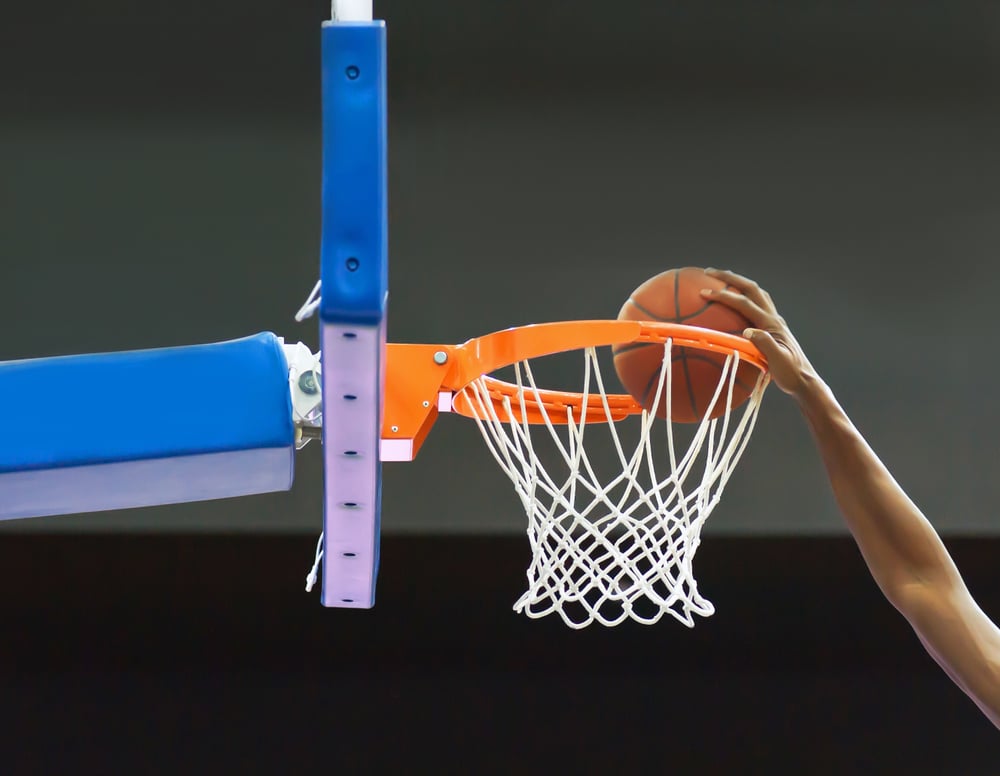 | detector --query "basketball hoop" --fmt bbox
[378,321,769,628]
[306,8,769,624]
